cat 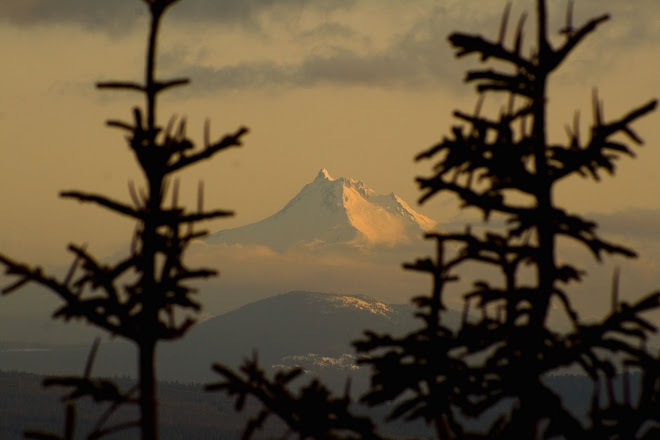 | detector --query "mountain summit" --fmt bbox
[206,169,436,252]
